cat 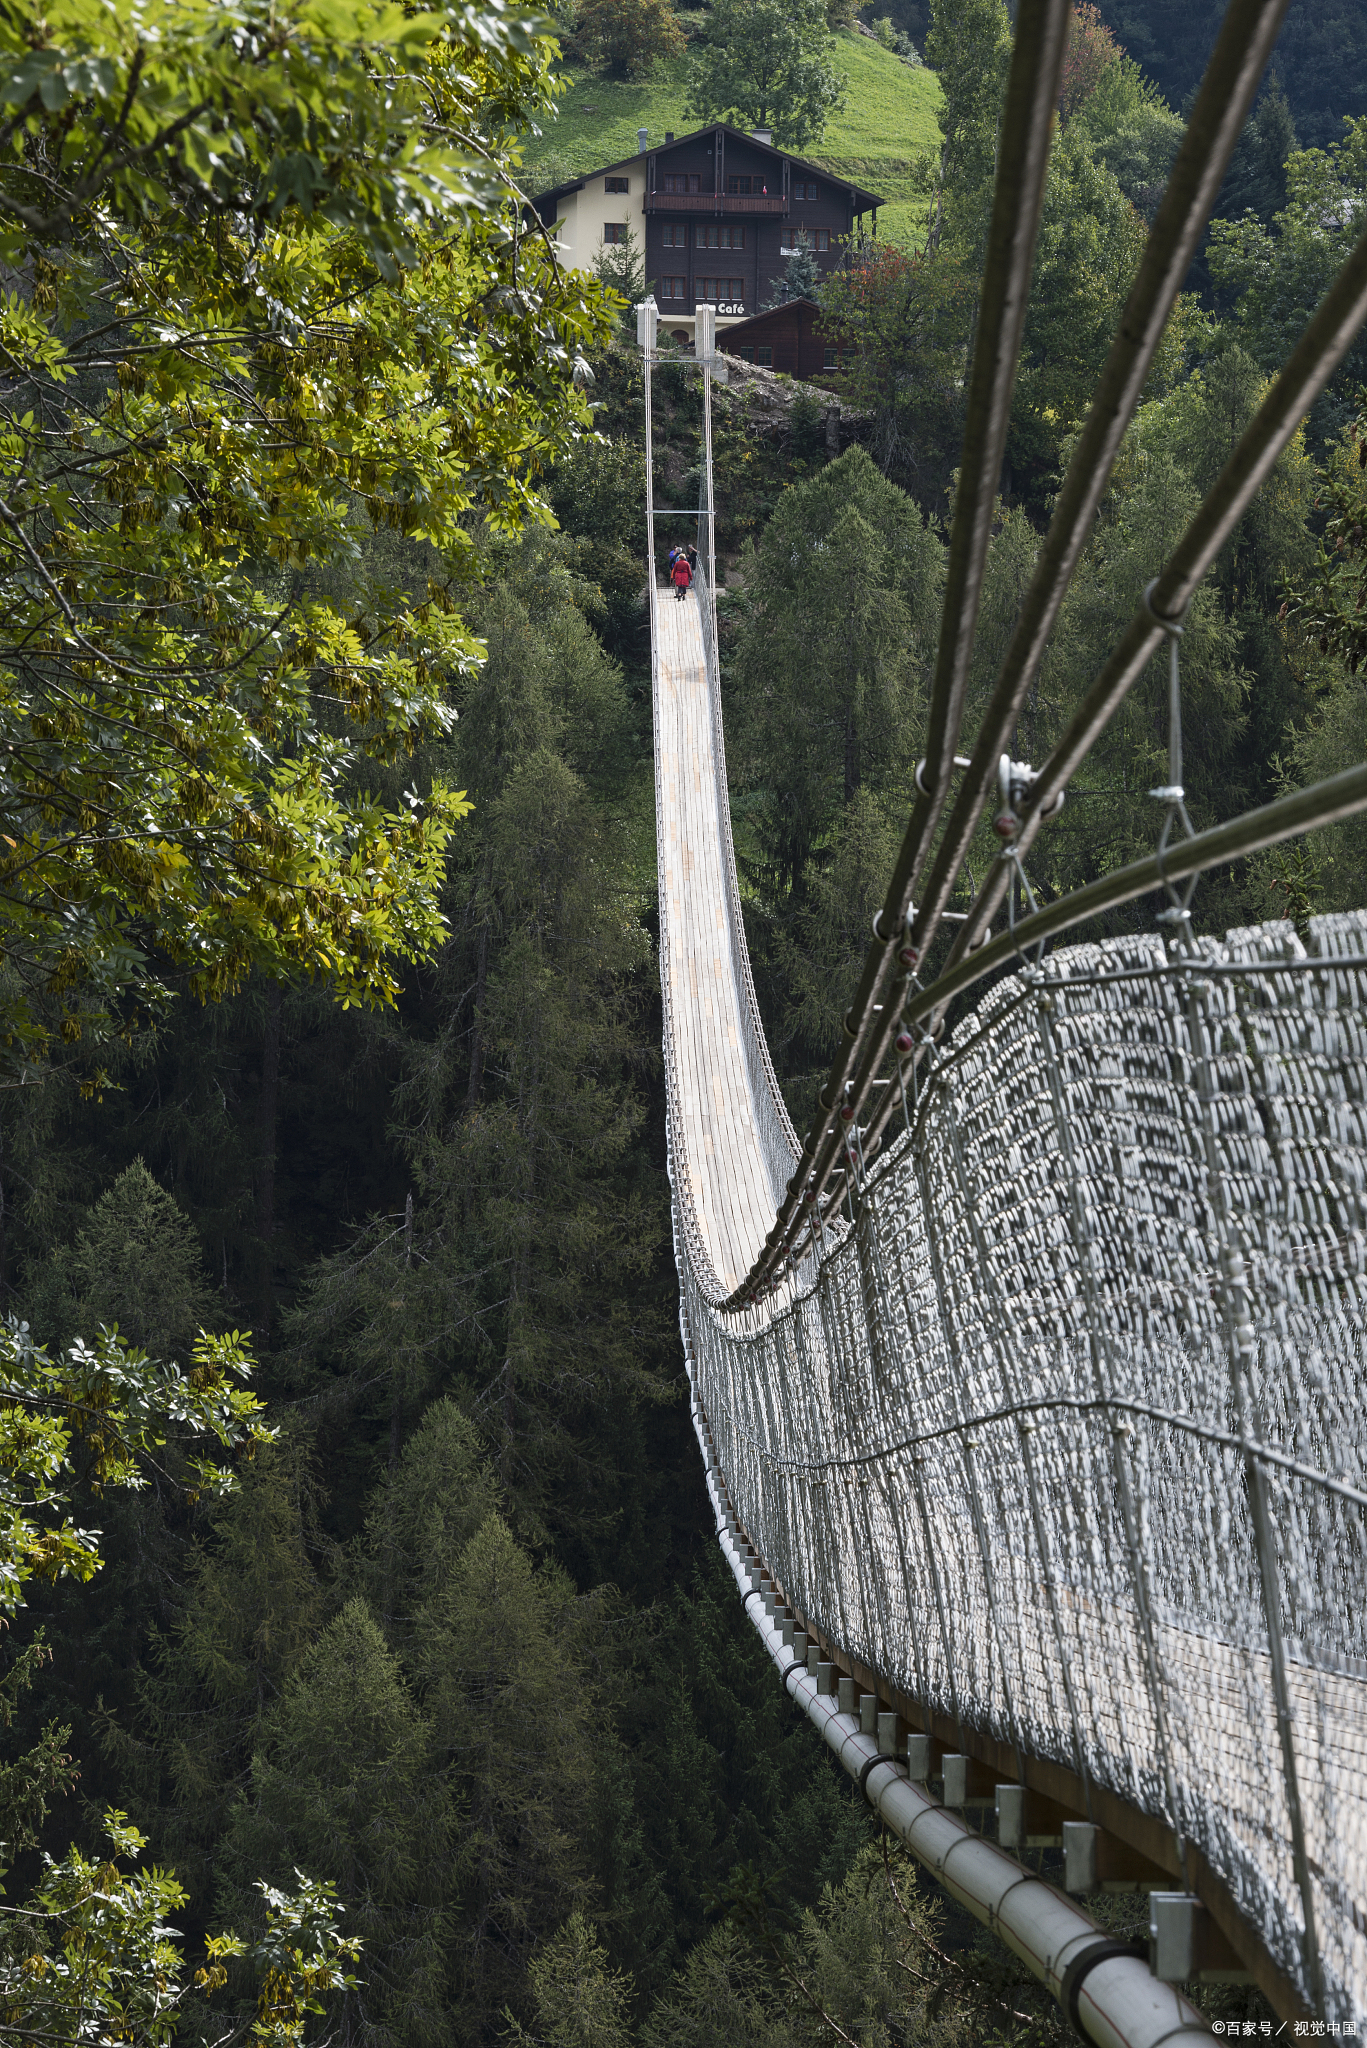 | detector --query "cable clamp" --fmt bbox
[915,753,972,797]
[1143,581,1202,937]
[996,754,1064,841]
[856,1751,906,1797]
[1141,578,1189,637]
